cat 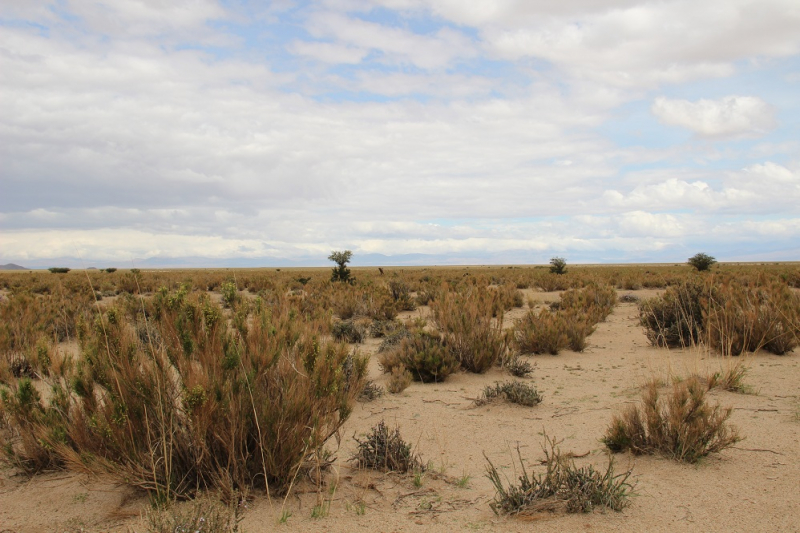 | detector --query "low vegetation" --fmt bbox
[603,378,741,463]
[475,381,543,407]
[485,434,633,515]
[350,420,422,473]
